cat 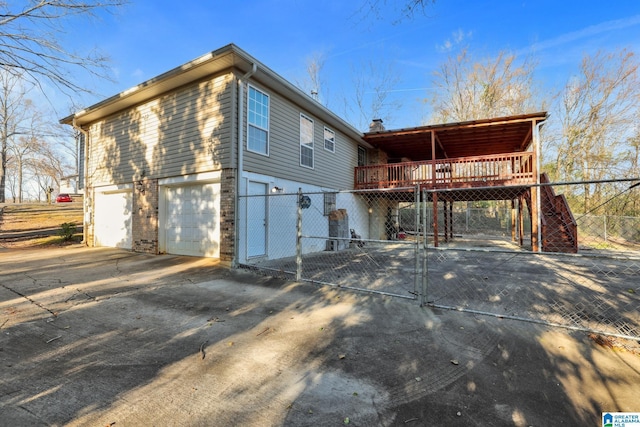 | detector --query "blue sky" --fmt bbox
[56,0,640,130]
